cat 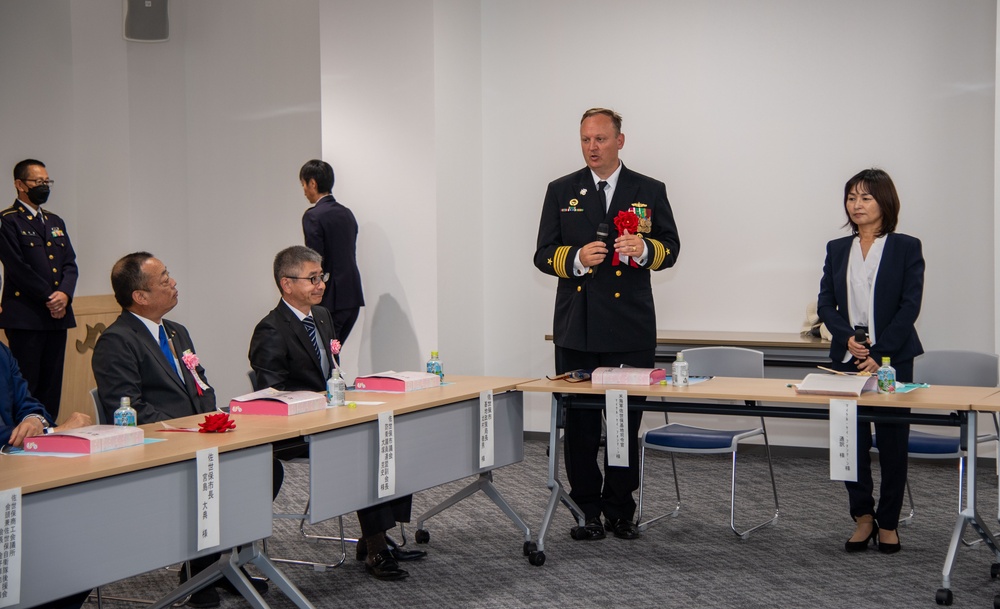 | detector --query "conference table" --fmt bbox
[233,375,535,556]
[0,419,310,609]
[517,376,1000,605]
[1,375,532,608]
